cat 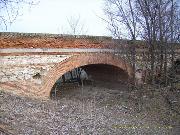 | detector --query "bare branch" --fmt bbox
[0,0,39,30]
